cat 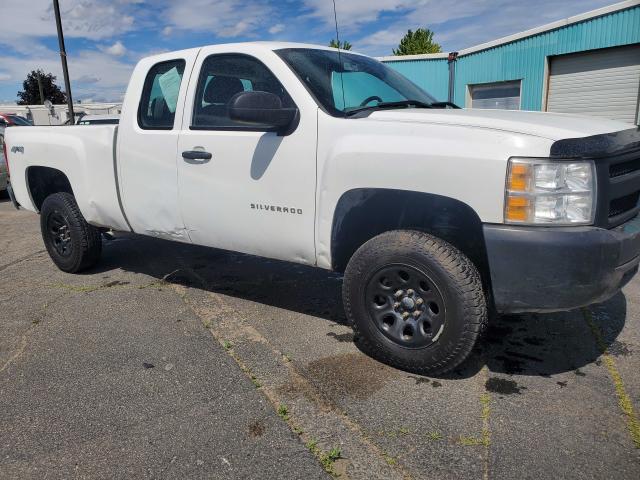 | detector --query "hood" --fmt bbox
[366,108,633,141]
